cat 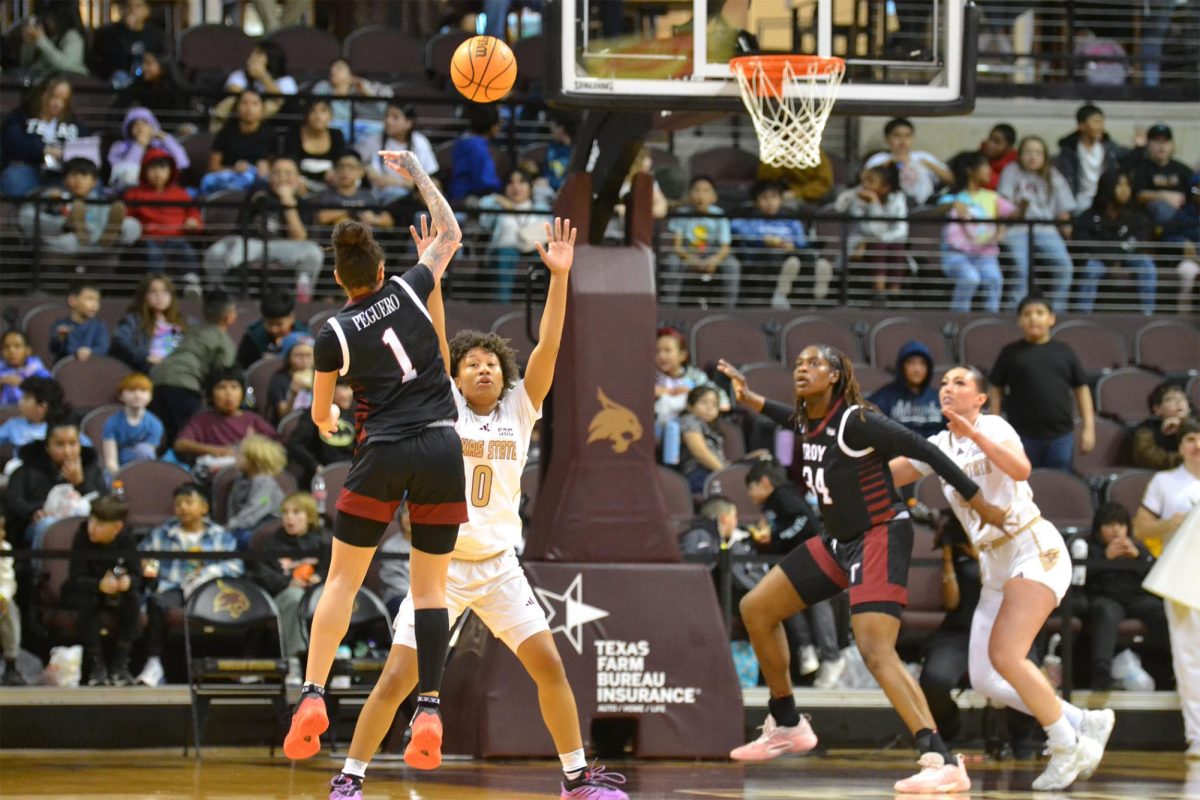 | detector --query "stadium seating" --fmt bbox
[343,25,426,81]
[689,315,772,370]
[1027,469,1095,532]
[1052,320,1127,375]
[1096,368,1164,425]
[20,302,66,366]
[177,24,255,84]
[702,462,757,520]
[115,461,192,529]
[742,363,796,407]
[266,25,340,82]
[1134,320,1200,377]
[314,460,352,526]
[656,465,696,534]
[1074,416,1129,476]
[868,317,951,371]
[209,466,298,526]
[80,403,122,450]
[245,356,283,416]
[1105,469,1154,511]
[781,316,863,364]
[52,355,131,412]
[958,317,1020,371]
